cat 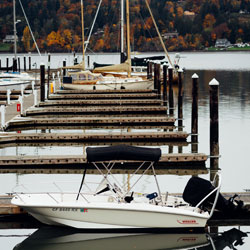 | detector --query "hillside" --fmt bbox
[1,0,250,52]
